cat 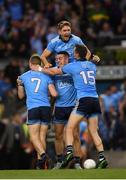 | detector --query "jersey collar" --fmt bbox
[59,35,73,42]
[77,58,87,61]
